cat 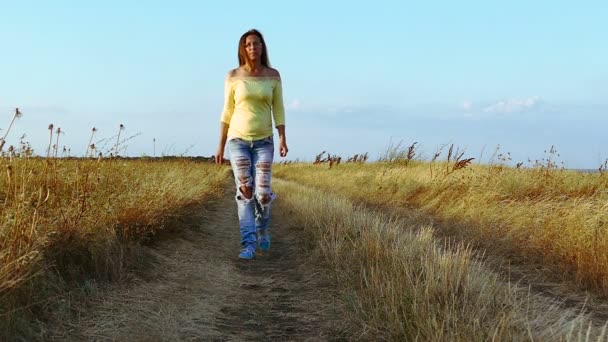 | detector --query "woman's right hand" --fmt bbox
[216,123,229,164]
[215,146,224,164]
